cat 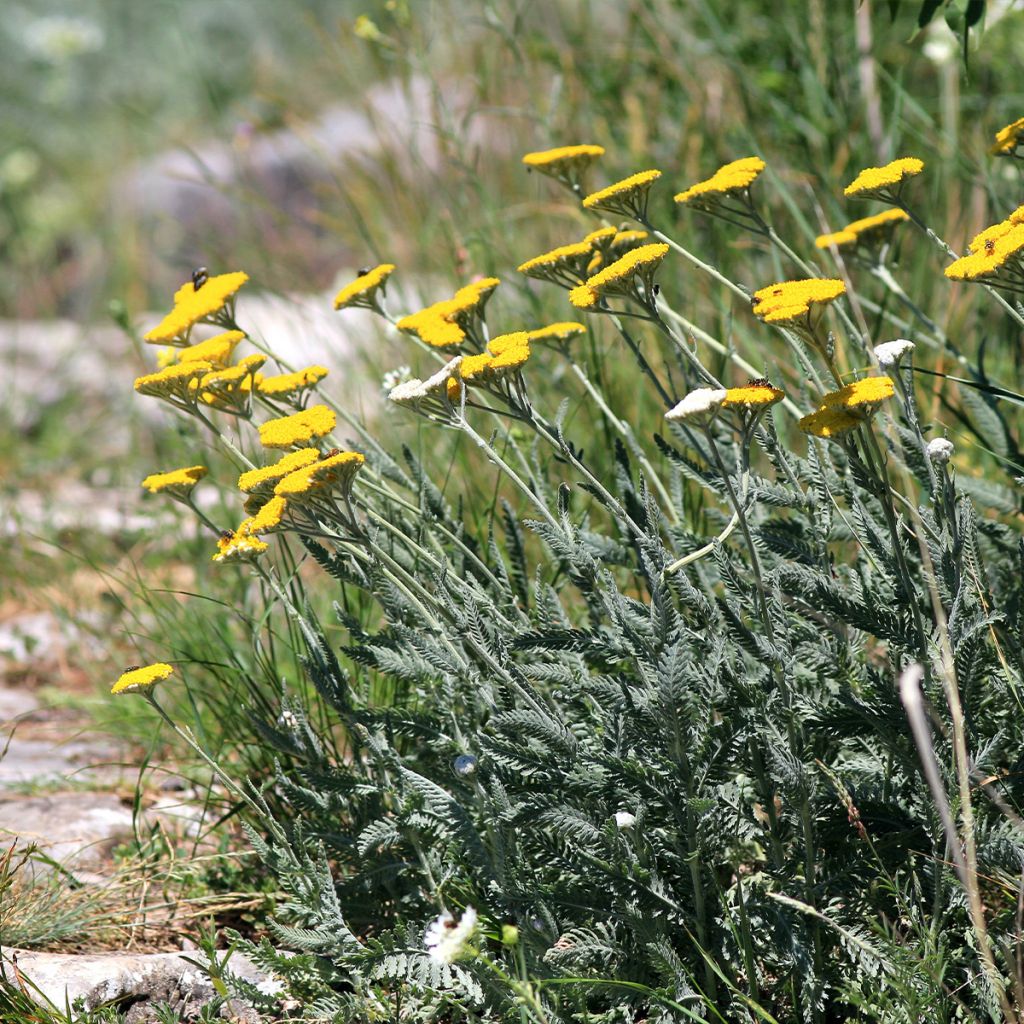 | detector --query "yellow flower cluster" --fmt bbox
[333,264,395,311]
[517,241,595,286]
[238,448,321,493]
[257,365,329,398]
[526,322,586,344]
[274,450,365,499]
[134,361,213,403]
[144,272,249,345]
[111,662,174,696]
[674,157,766,207]
[397,278,501,348]
[259,405,337,448]
[945,220,1024,283]
[446,332,532,400]
[141,465,208,497]
[194,354,266,411]
[843,157,924,200]
[990,117,1024,157]
[522,144,605,185]
[799,377,895,438]
[175,330,245,368]
[569,242,670,309]
[815,209,908,251]
[581,170,662,218]
[752,278,846,328]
